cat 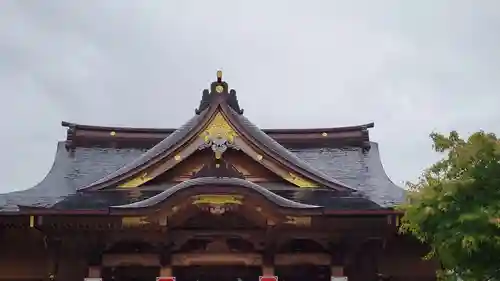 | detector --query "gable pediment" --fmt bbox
[110,109,327,190]
[82,72,354,193]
